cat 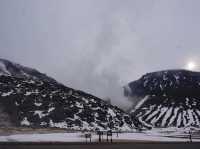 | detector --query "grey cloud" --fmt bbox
[0,0,200,109]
